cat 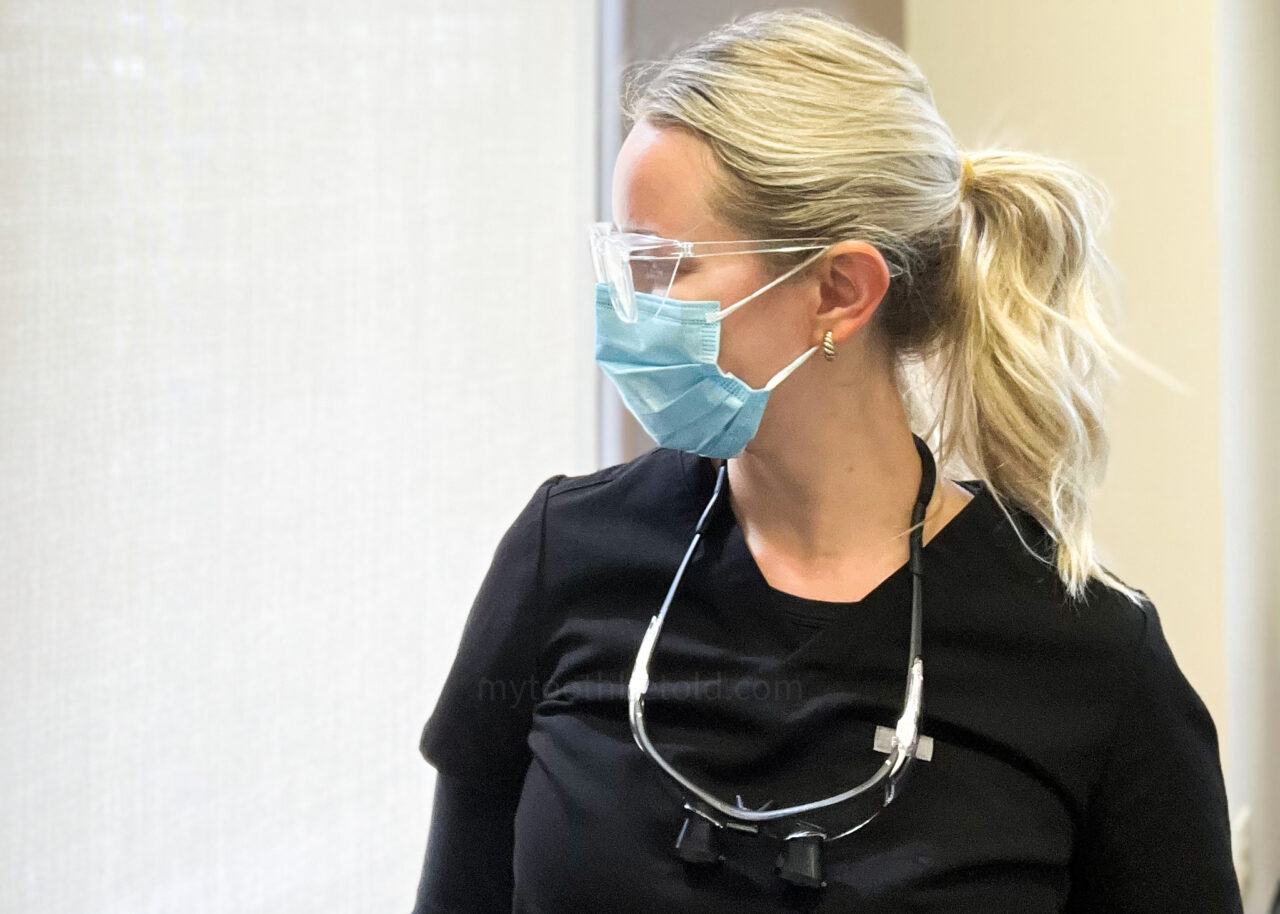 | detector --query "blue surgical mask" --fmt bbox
[593,279,822,459]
